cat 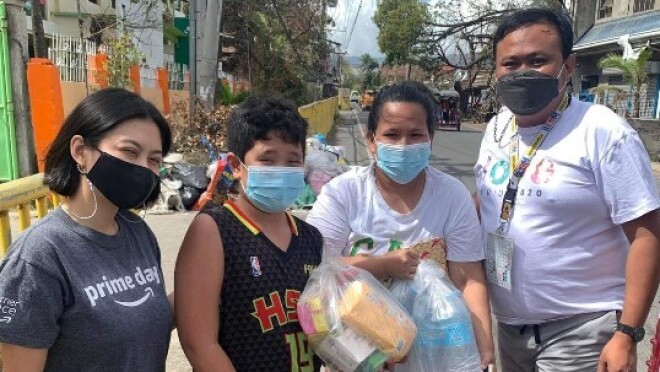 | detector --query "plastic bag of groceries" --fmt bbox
[390,261,481,372]
[297,261,417,372]
[305,151,343,195]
